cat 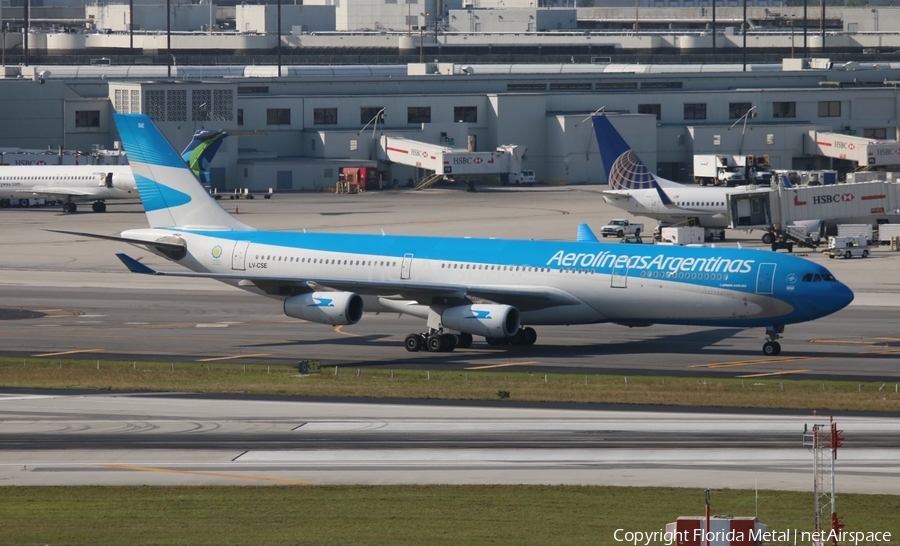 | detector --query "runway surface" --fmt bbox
[1,187,900,380]
[3,187,900,491]
[2,391,899,492]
